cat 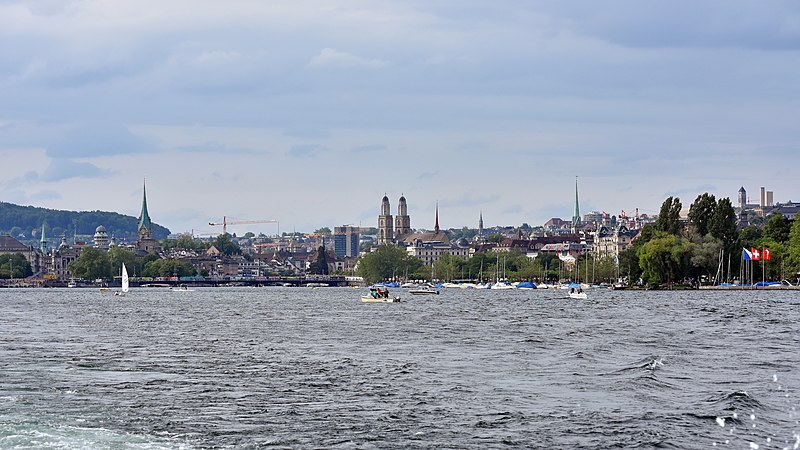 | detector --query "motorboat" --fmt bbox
[409,287,439,295]
[361,295,401,303]
[568,291,587,299]
[362,287,400,302]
